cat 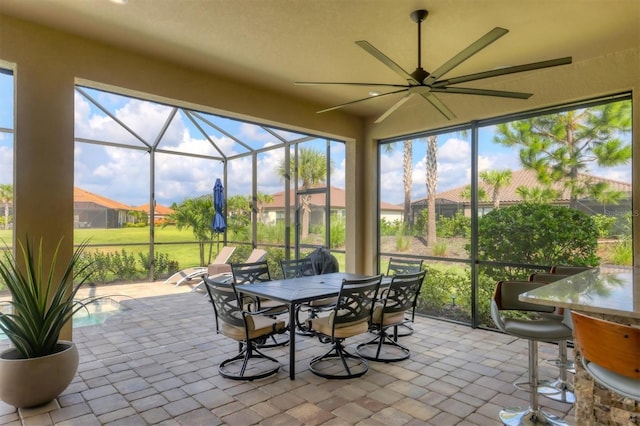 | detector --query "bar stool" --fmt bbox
[571,311,640,401]
[528,272,575,404]
[492,280,572,425]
